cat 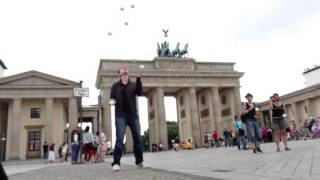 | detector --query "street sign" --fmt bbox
[74,88,89,97]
